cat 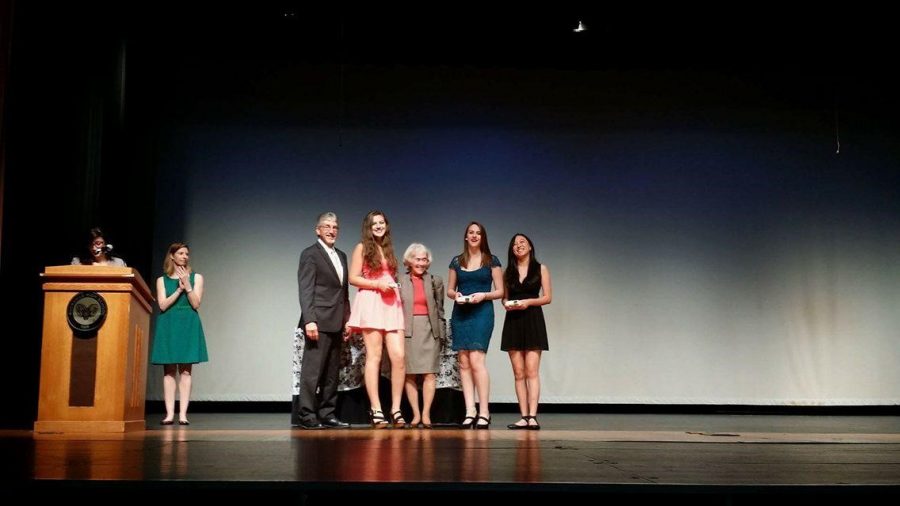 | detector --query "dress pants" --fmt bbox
[297,330,341,423]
